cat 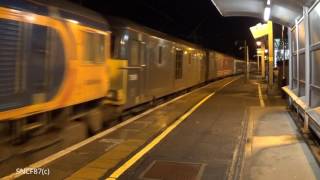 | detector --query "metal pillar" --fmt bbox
[295,18,300,95]
[267,21,274,88]
[245,40,249,80]
[282,25,285,79]
[304,6,310,107]
[257,56,260,73]
[304,6,310,132]
[288,29,292,89]
[261,44,266,79]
